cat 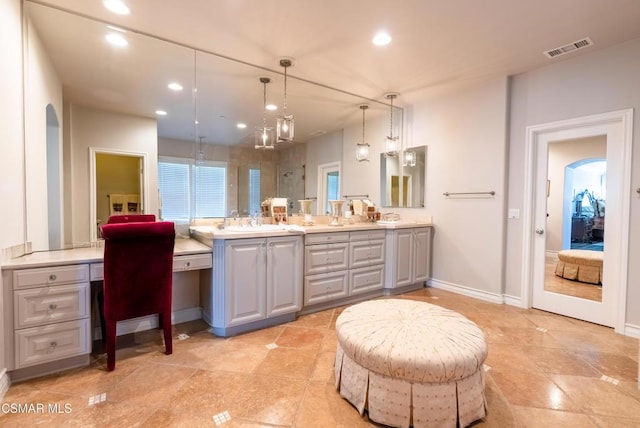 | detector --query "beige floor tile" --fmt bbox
[512,406,599,428]
[310,351,337,383]
[105,364,196,408]
[520,346,601,377]
[254,347,317,379]
[286,310,334,329]
[490,369,580,411]
[198,341,270,374]
[295,381,375,427]
[550,374,640,418]
[275,326,326,349]
[227,375,307,425]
